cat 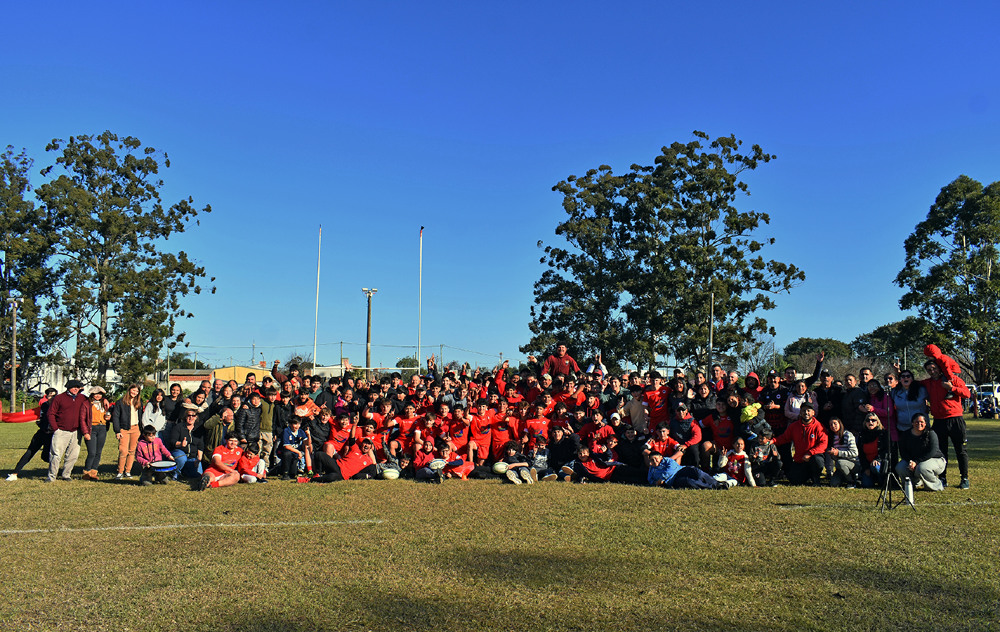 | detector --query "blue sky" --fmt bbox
[3,1,999,370]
